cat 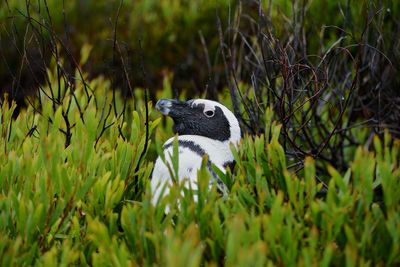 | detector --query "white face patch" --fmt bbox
[193,100,216,118]
[191,99,215,112]
[190,99,241,144]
